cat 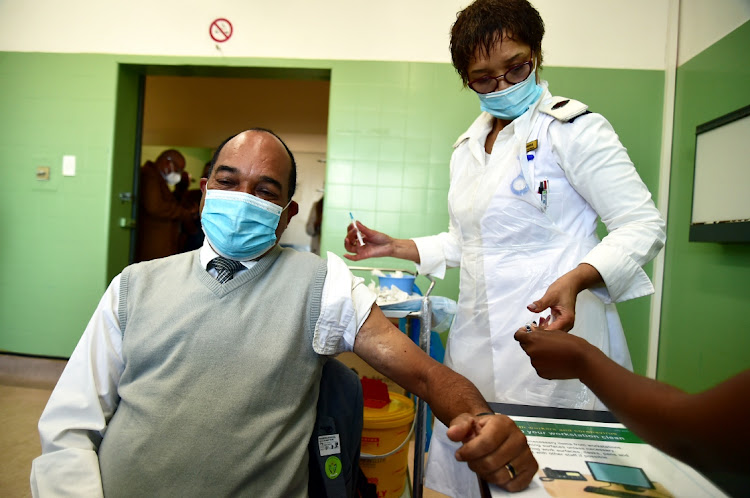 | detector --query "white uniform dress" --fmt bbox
[416,83,666,497]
